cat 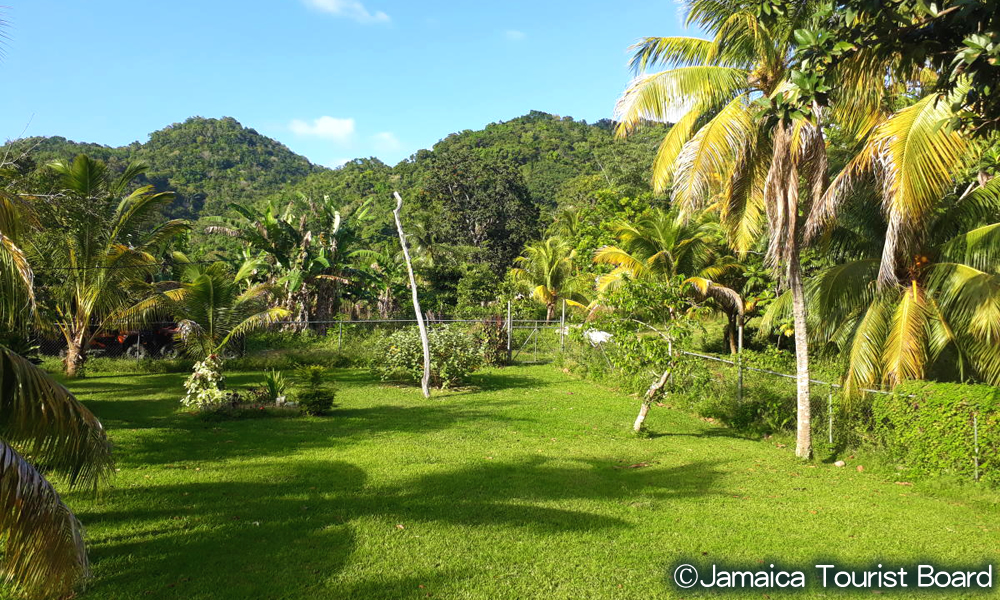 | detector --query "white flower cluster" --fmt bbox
[182,355,226,408]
